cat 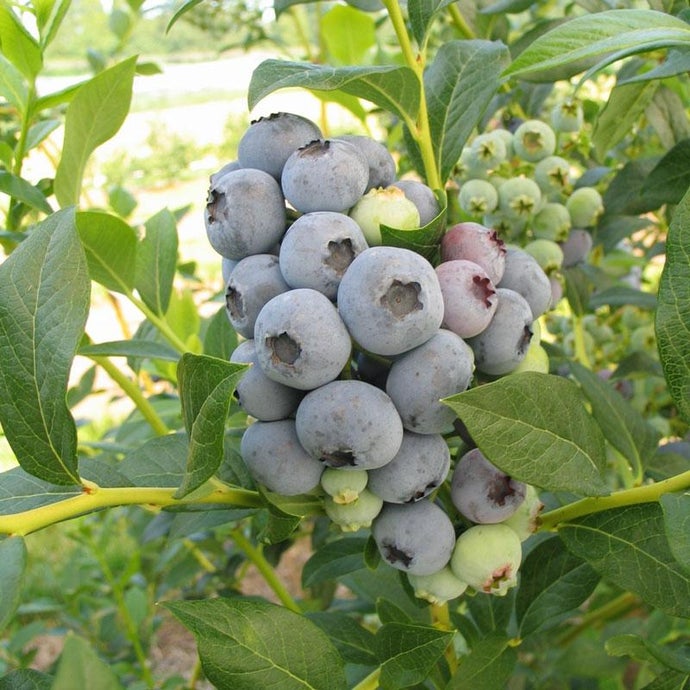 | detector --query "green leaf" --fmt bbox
[444,372,609,496]
[203,305,238,360]
[25,118,61,152]
[76,211,138,293]
[0,53,28,115]
[408,0,457,47]
[118,433,187,487]
[134,208,179,316]
[569,362,660,479]
[0,536,27,632]
[52,634,123,690]
[78,339,180,362]
[619,47,690,85]
[656,185,690,424]
[165,597,348,690]
[54,56,137,207]
[516,536,600,637]
[166,0,204,33]
[559,503,690,618]
[248,59,420,126]
[0,669,53,690]
[175,354,248,498]
[425,40,510,184]
[660,492,690,575]
[256,500,302,544]
[589,285,657,310]
[306,612,377,666]
[639,669,690,690]
[504,10,690,82]
[643,139,690,208]
[0,171,53,214]
[302,537,368,587]
[375,622,453,690]
[0,466,82,515]
[644,85,690,149]
[592,81,658,162]
[320,5,375,66]
[607,633,690,674]
[446,634,518,690]
[0,209,89,485]
[0,4,43,80]
[33,0,72,49]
